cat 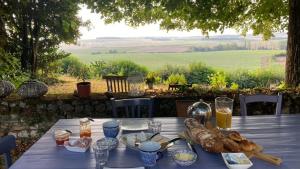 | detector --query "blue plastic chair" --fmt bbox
[111,98,154,118]
[0,135,16,169]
